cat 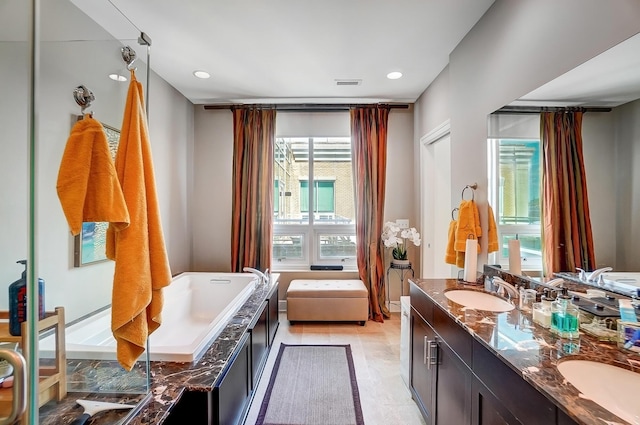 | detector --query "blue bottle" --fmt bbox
[8,260,45,336]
